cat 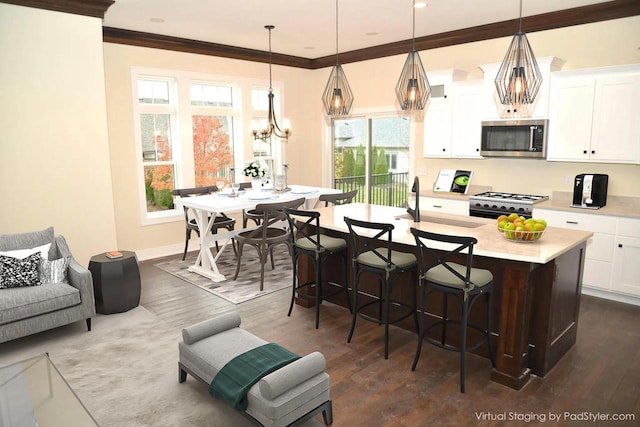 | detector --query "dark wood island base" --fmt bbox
[294,204,590,391]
